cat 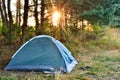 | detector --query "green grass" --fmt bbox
[72,50,120,79]
[0,28,120,80]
